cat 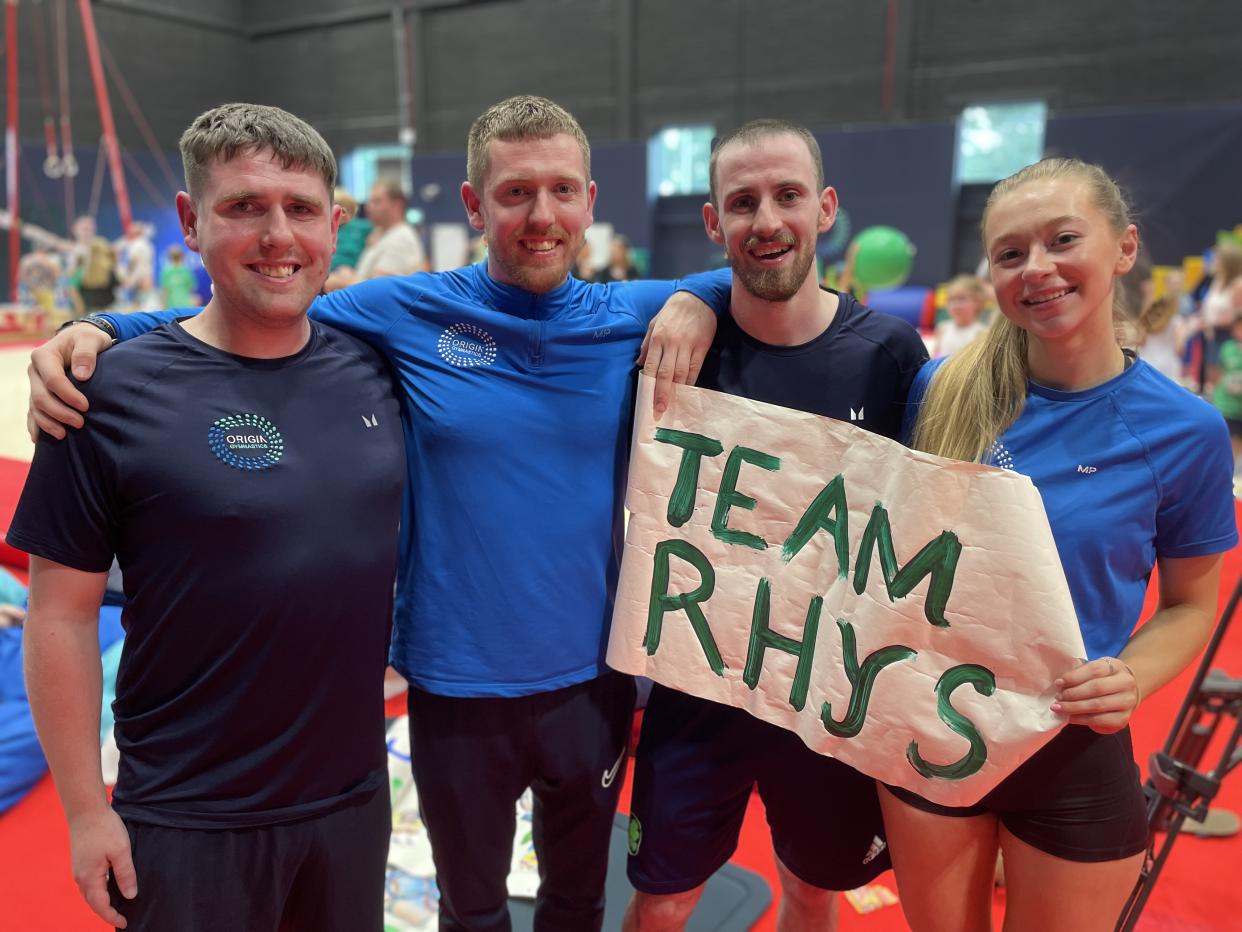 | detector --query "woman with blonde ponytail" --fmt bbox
[881,158,1238,931]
